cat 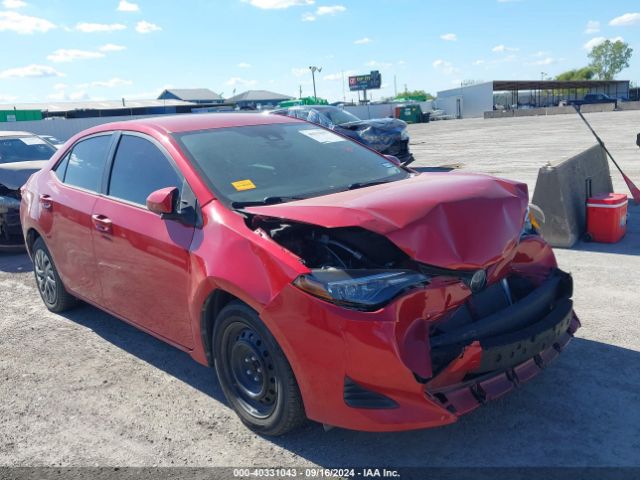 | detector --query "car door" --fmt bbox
[43,133,115,304]
[91,132,196,348]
